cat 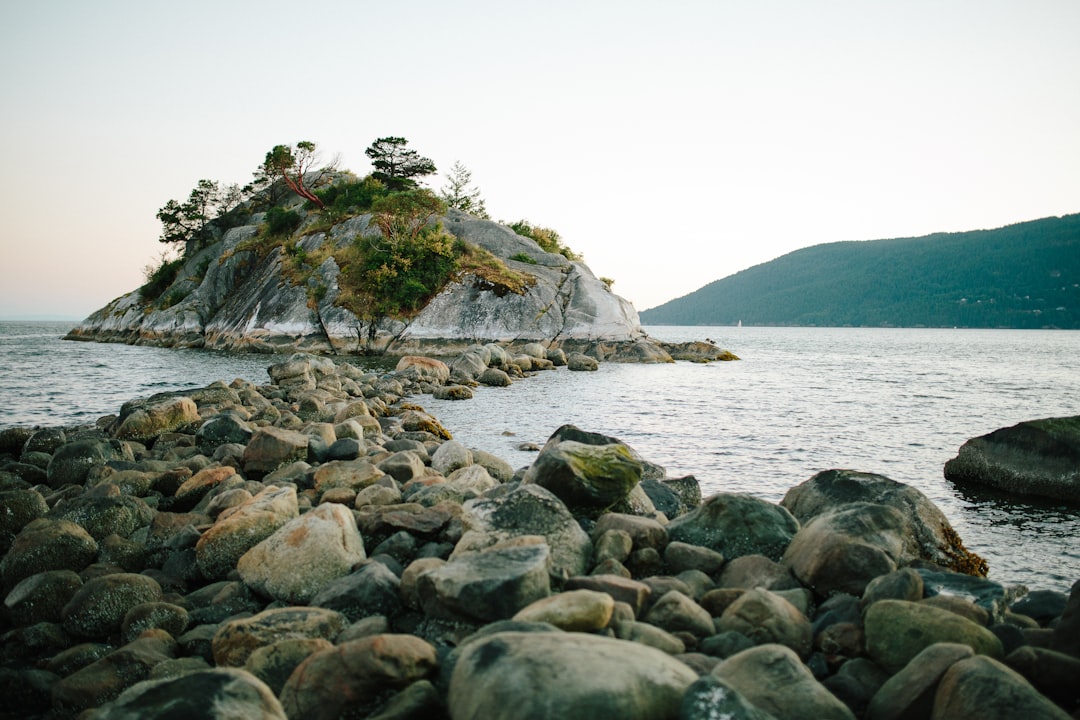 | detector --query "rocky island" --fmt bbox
[65,139,733,364]
[1,348,1077,719]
